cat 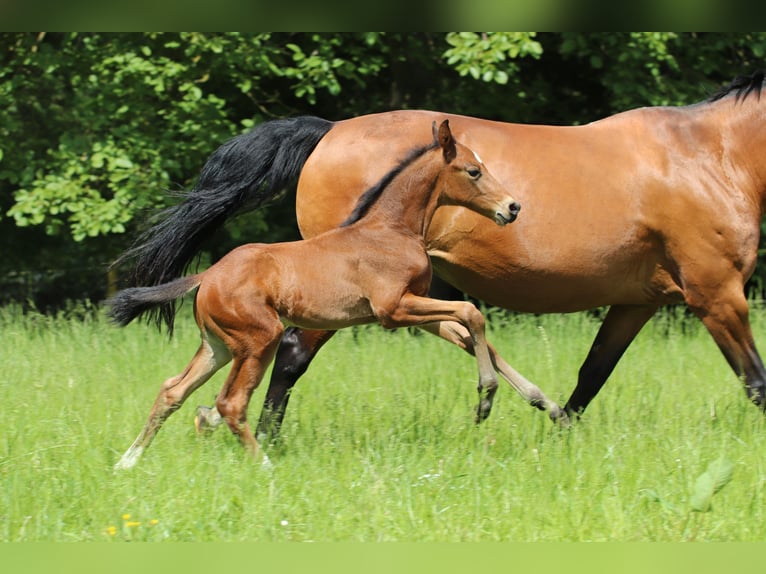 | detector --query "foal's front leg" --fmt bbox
[379,294,498,423]
[418,321,567,423]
